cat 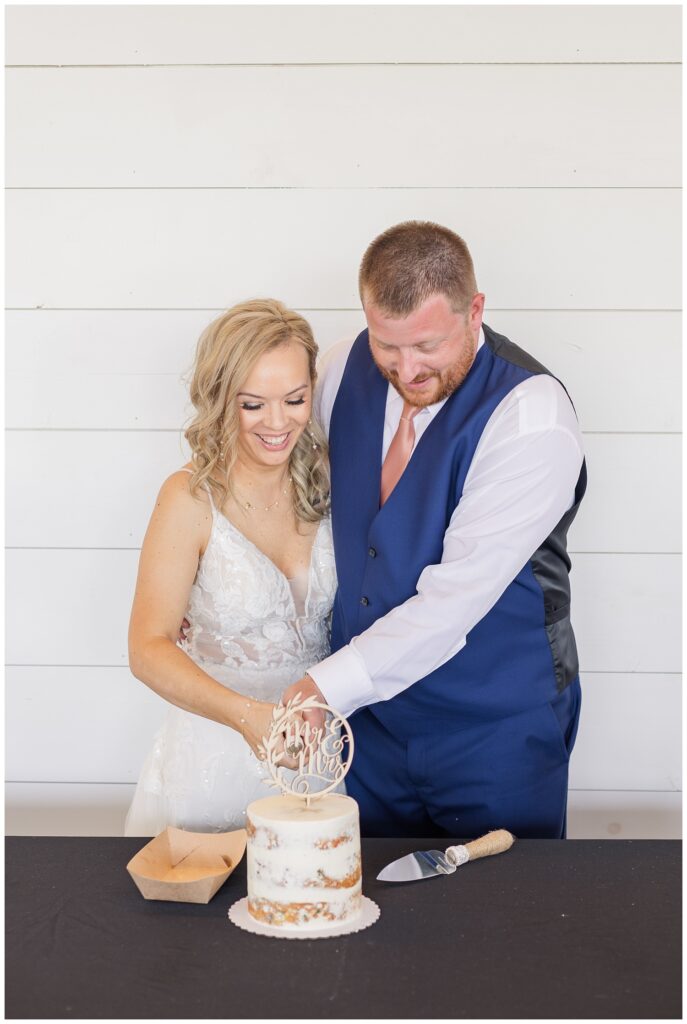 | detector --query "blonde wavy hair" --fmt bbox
[184,299,330,523]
